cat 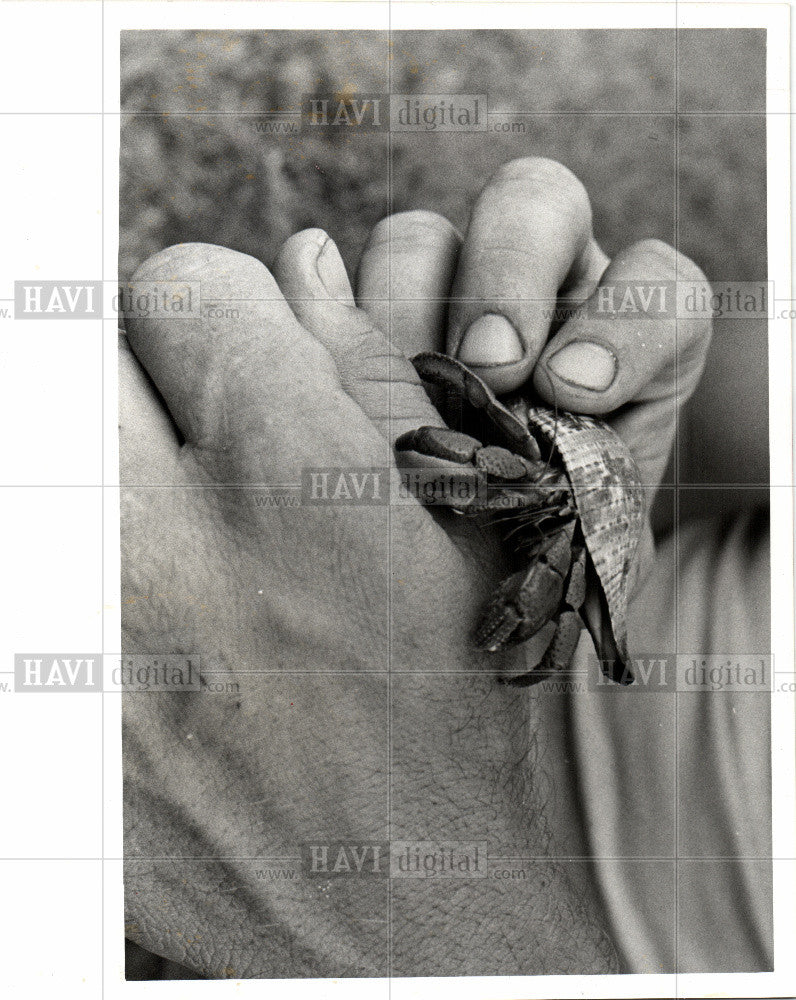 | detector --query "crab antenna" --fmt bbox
[537,385,562,478]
